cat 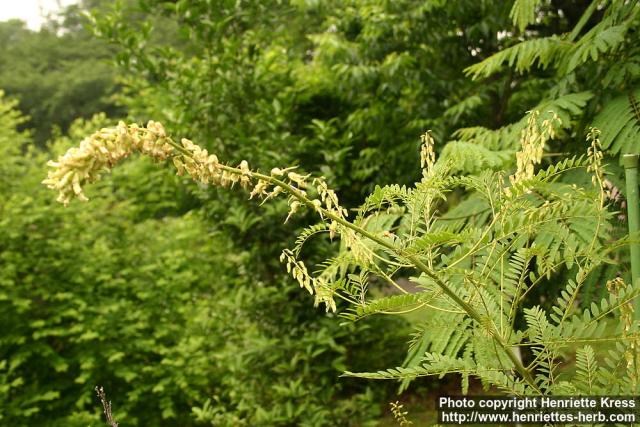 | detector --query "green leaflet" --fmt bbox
[592,87,640,155]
